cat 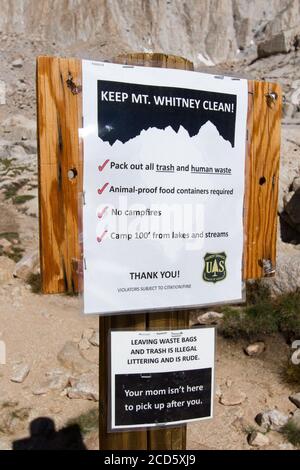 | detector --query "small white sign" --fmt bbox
[110,328,215,430]
[82,60,248,314]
